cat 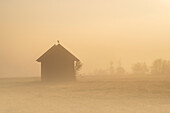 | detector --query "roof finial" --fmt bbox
[57,40,60,44]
